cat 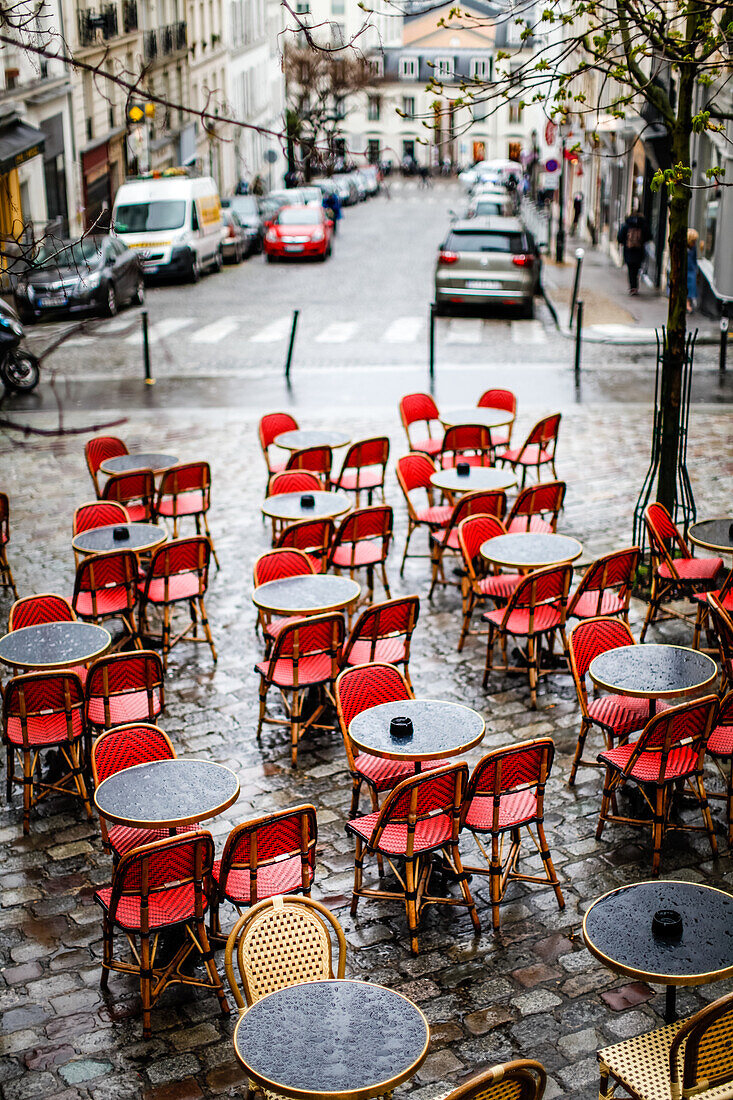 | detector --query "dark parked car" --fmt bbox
[14,236,144,322]
[221,210,248,263]
[221,195,264,255]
